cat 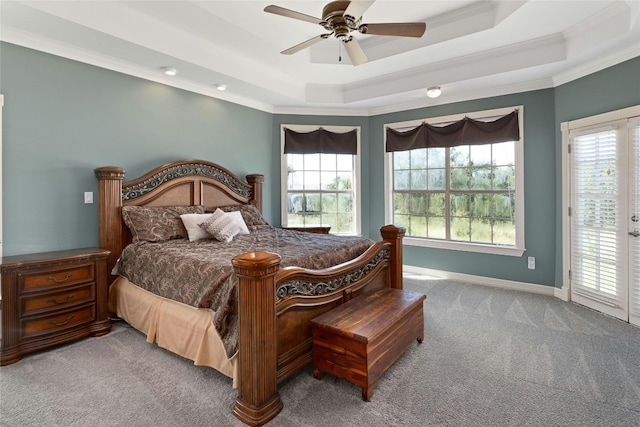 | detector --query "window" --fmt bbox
[281,125,361,235]
[385,107,525,256]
